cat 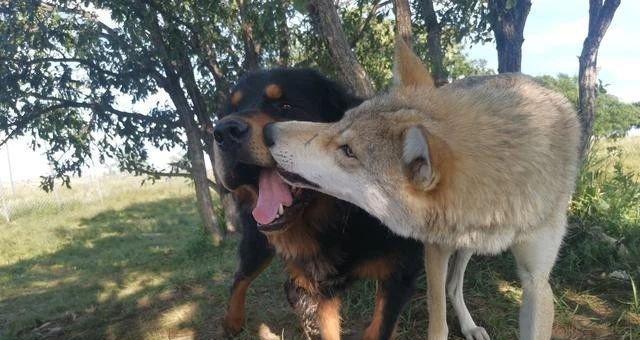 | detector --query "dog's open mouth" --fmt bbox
[252,168,311,232]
